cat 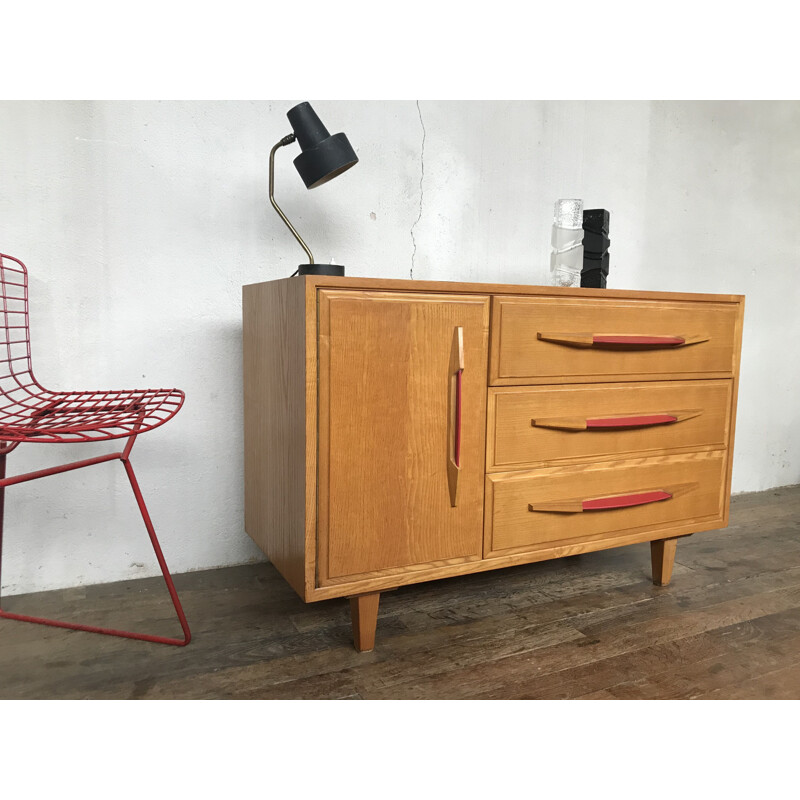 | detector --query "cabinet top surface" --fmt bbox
[244,275,744,305]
